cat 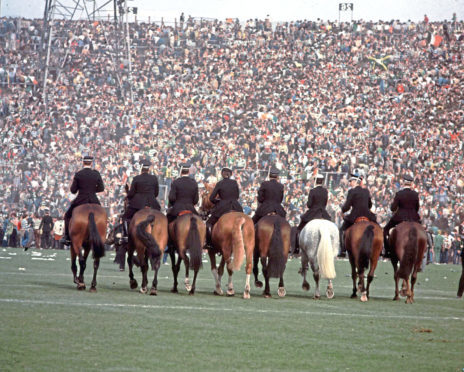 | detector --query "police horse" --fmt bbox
[69,204,107,292]
[299,219,339,299]
[253,215,291,298]
[201,184,255,299]
[389,222,427,304]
